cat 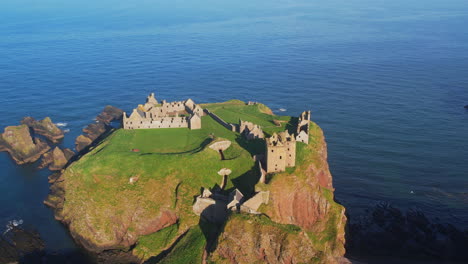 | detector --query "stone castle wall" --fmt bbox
[204,109,236,131]
[123,93,202,130]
